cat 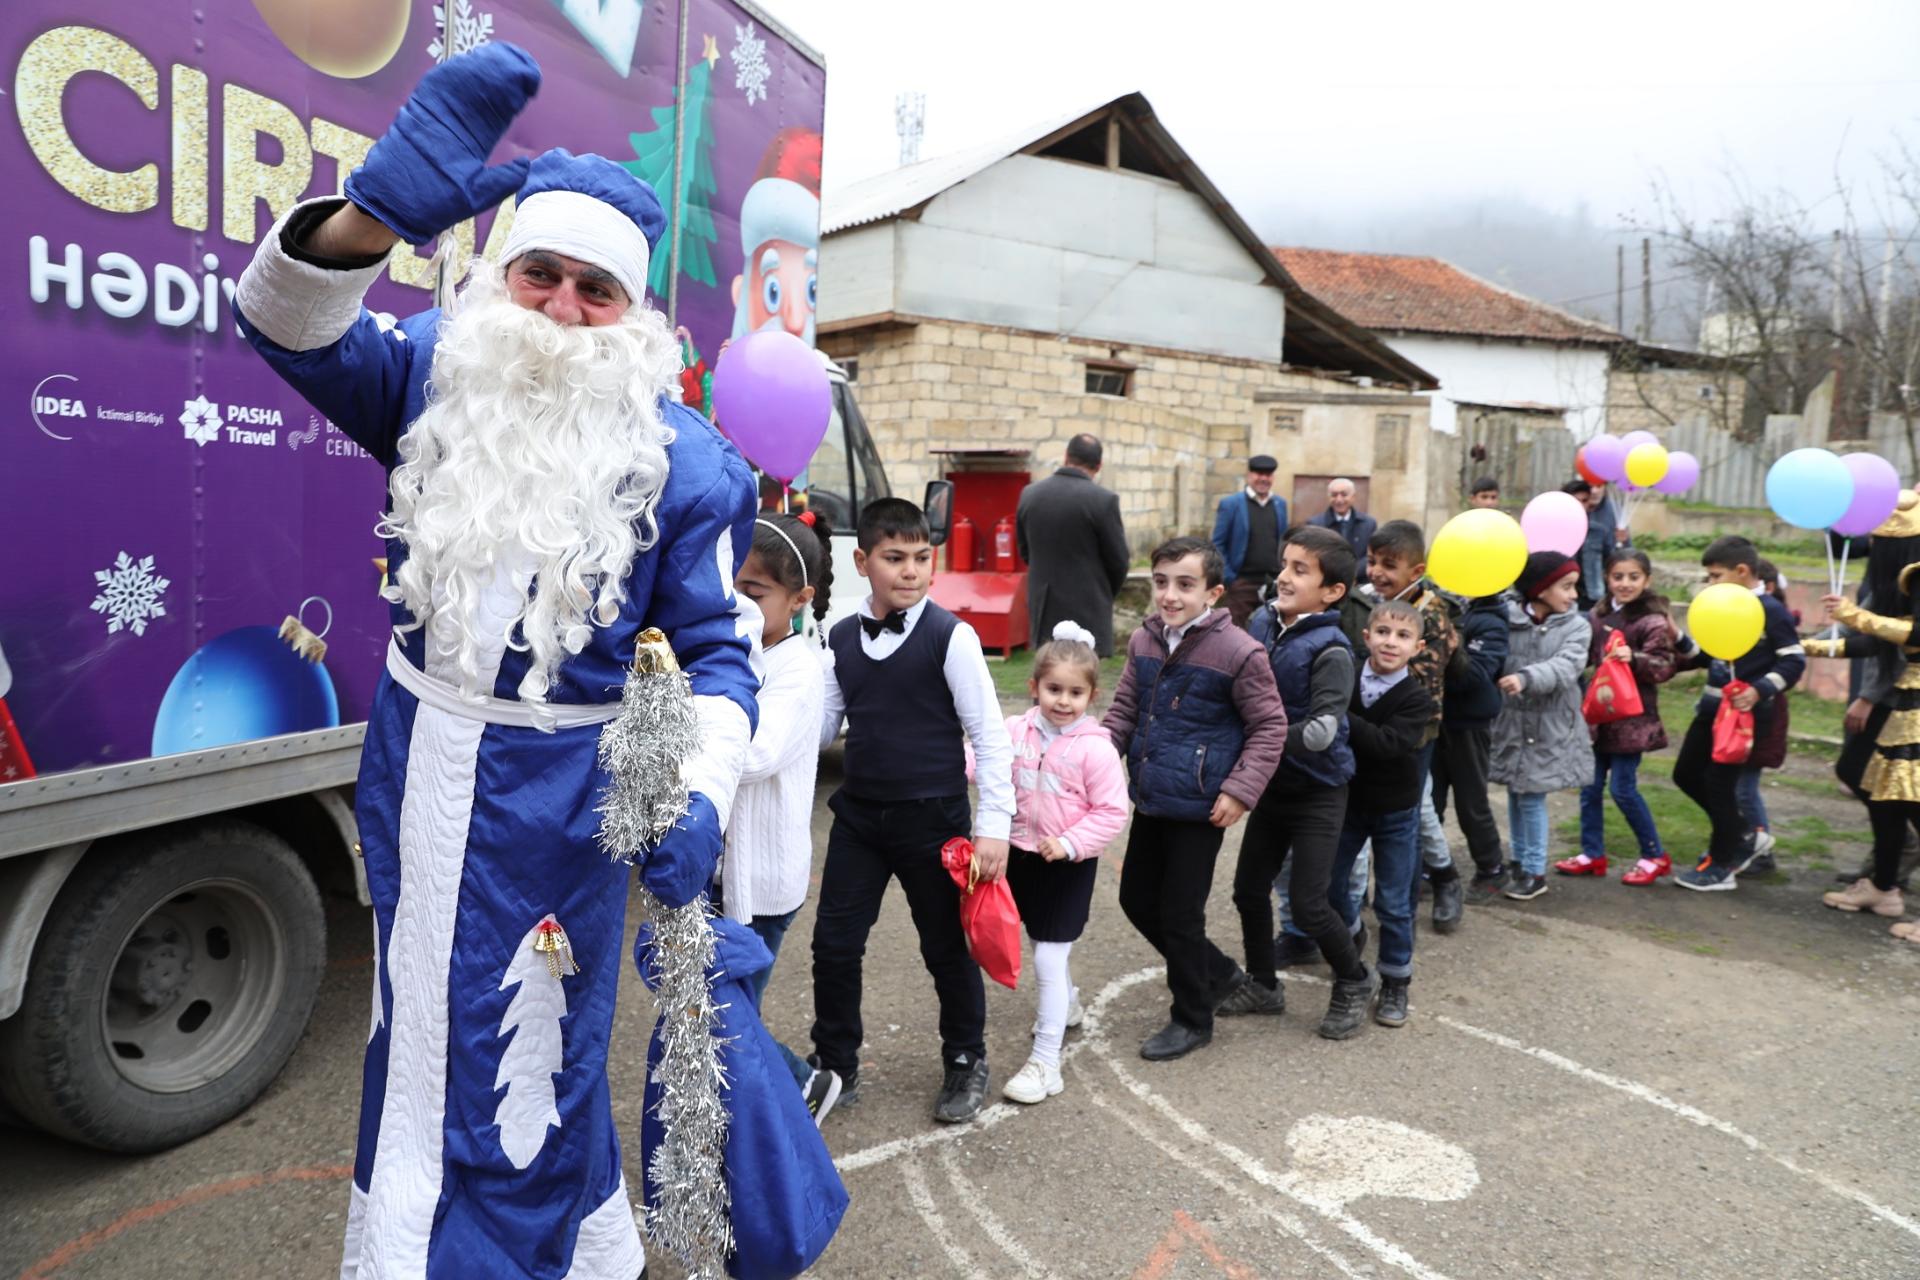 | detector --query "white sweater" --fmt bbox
[721,634,825,922]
